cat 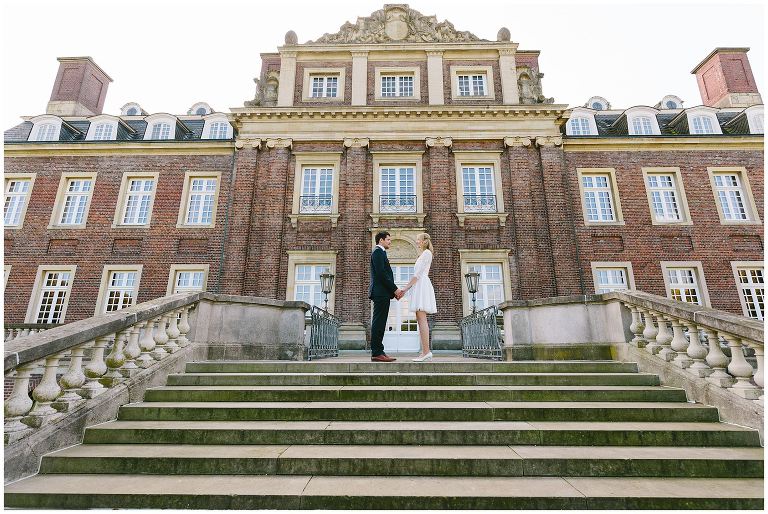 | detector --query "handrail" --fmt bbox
[307,305,341,361]
[460,305,504,360]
